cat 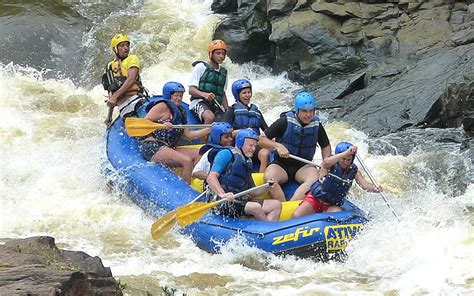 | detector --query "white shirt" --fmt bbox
[188,62,228,90]
[192,150,211,175]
